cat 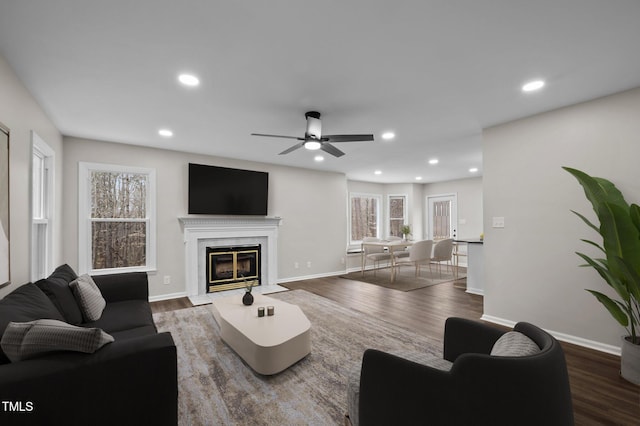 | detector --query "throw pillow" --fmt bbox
[0,283,66,364]
[70,274,106,322]
[35,278,84,325]
[490,331,541,357]
[47,264,79,286]
[0,319,113,362]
